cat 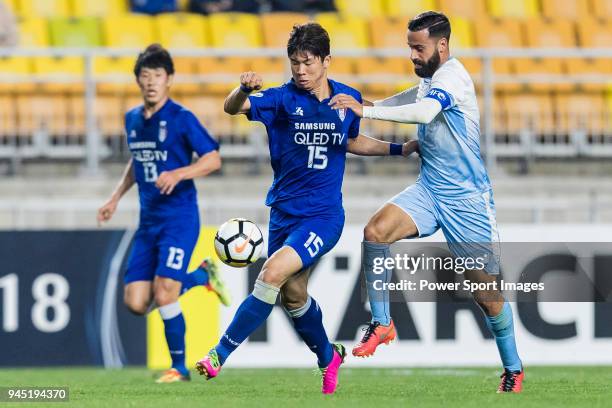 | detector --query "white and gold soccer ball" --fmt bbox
[214,218,264,267]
